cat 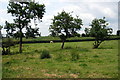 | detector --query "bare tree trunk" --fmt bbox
[61,40,65,49]
[19,28,22,53]
[8,46,10,54]
[93,44,99,48]
[18,16,23,53]
[2,47,5,55]
[93,40,102,49]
